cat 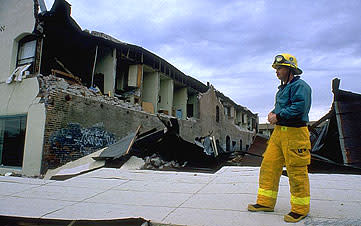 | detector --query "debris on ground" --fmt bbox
[38,74,142,111]
[120,156,145,170]
[142,153,187,170]
[44,148,105,180]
